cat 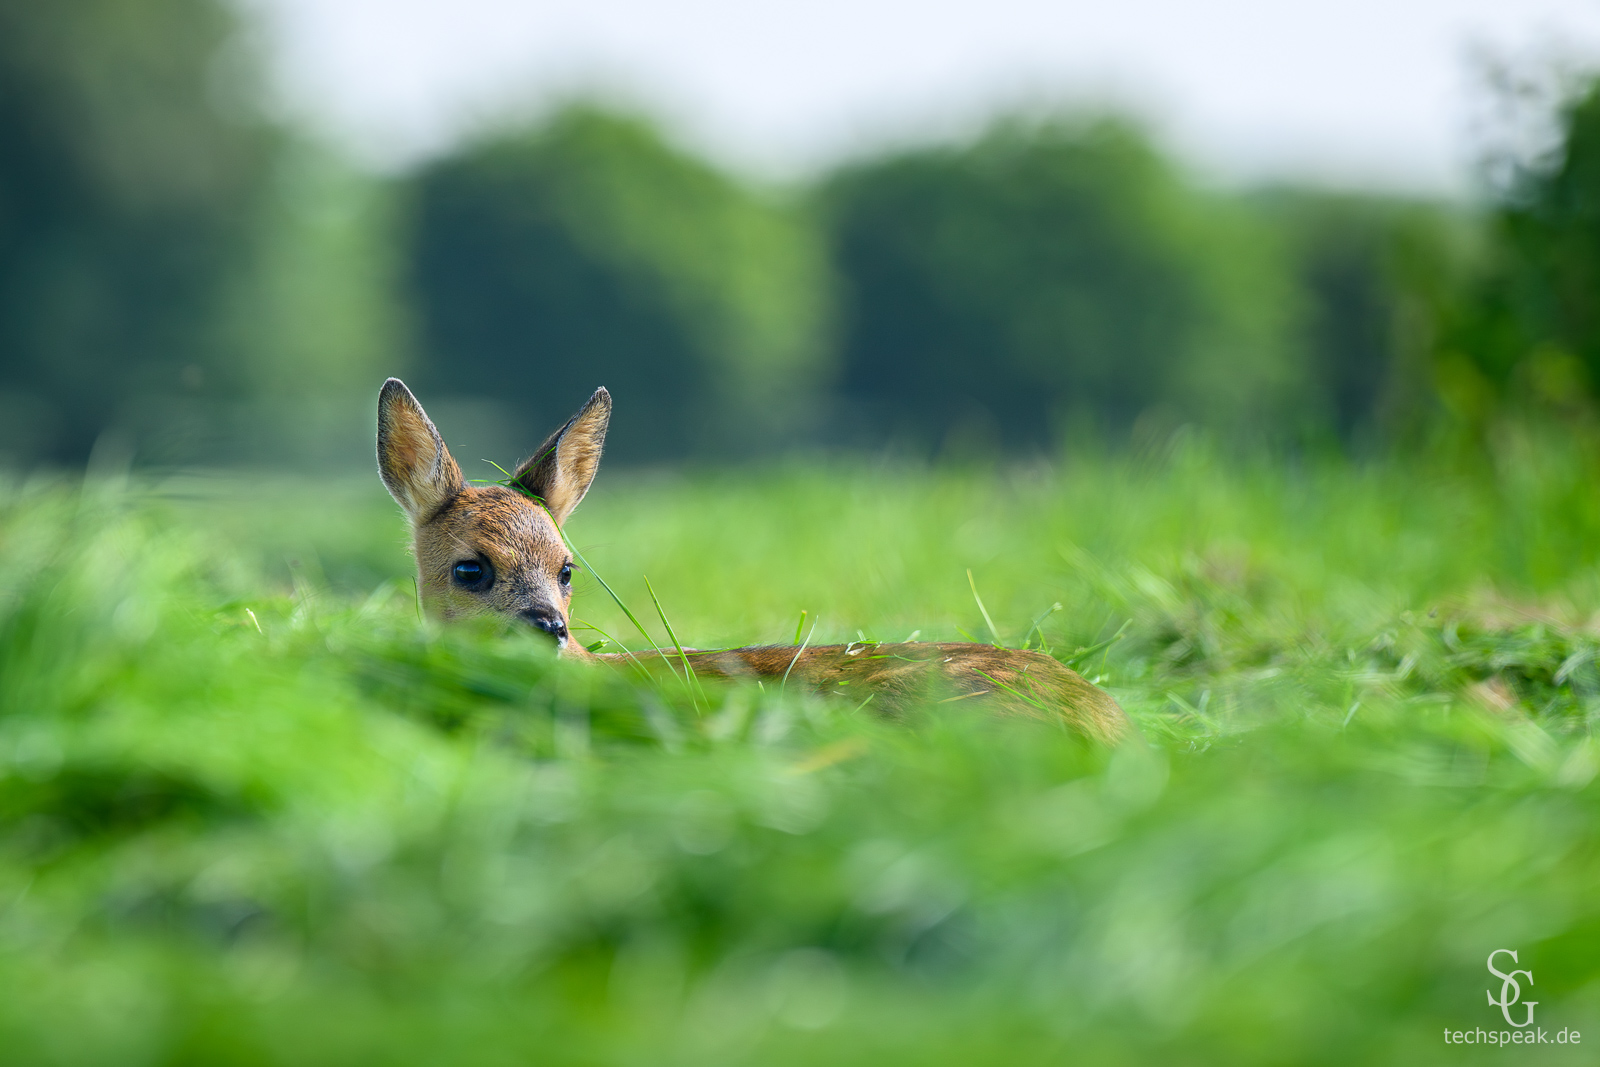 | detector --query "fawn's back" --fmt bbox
[376,378,1128,744]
